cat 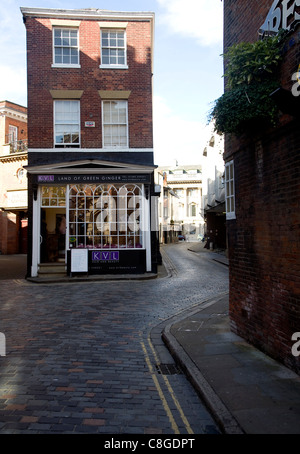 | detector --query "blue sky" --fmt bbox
[0,0,224,165]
